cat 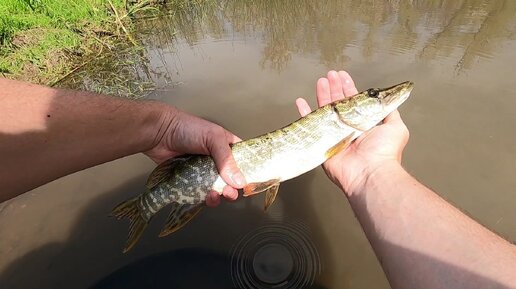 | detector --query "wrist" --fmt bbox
[340,160,404,197]
[138,101,179,154]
